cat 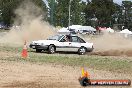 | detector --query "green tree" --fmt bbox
[113,1,132,30]
[48,0,56,26]
[54,0,69,27]
[48,0,85,27]
[111,3,123,30]
[84,0,116,27]
[122,1,132,30]
[70,0,85,25]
